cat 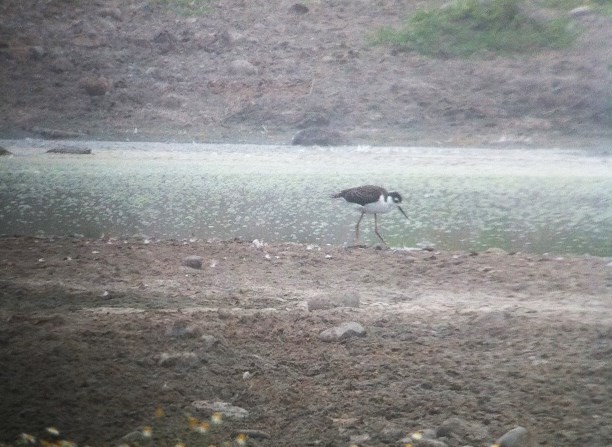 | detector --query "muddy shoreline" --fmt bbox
[1,236,610,446]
